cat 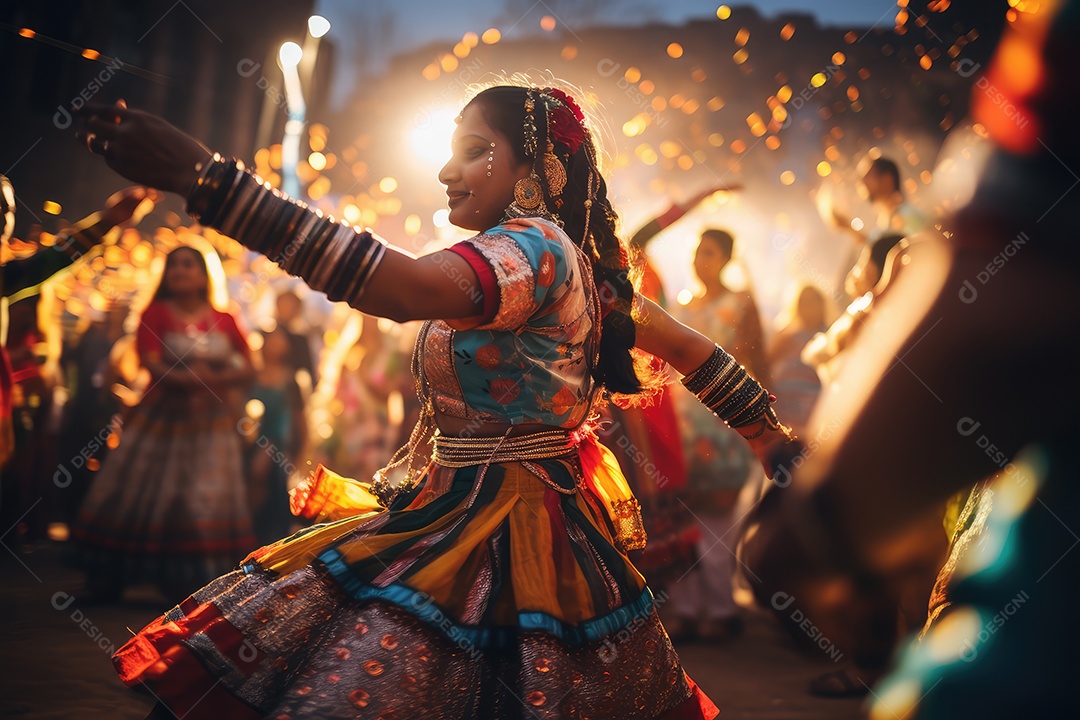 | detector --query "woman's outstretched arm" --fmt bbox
[634,296,793,475]
[75,104,485,324]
